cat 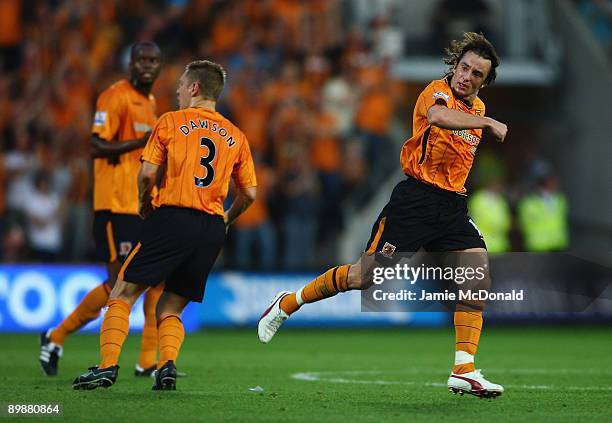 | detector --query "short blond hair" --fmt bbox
[185,60,227,100]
